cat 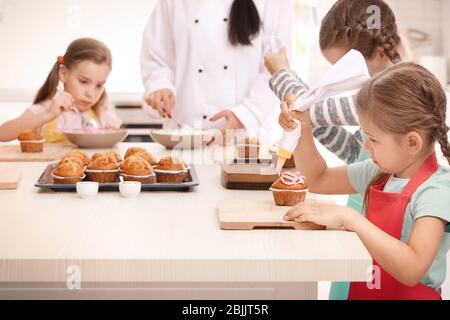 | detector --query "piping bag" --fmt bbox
[276,49,371,172]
